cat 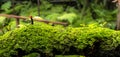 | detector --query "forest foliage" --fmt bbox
[0,0,117,28]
